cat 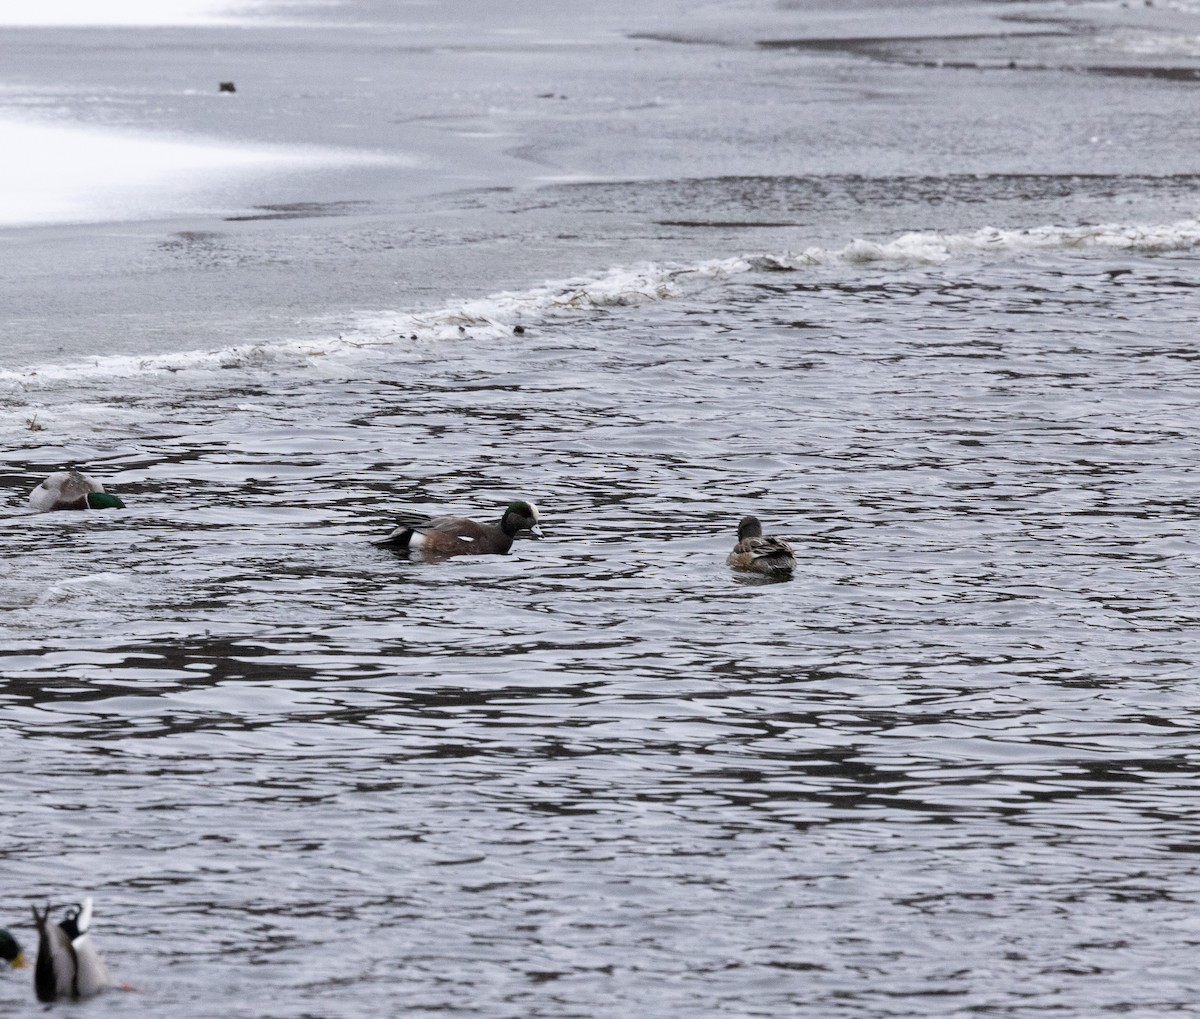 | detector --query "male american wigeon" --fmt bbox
[28,471,125,512]
[727,515,796,577]
[375,500,543,557]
